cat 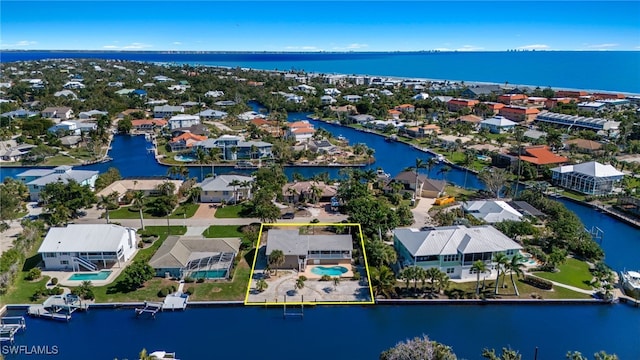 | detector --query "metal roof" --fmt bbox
[38,224,133,253]
[266,229,352,256]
